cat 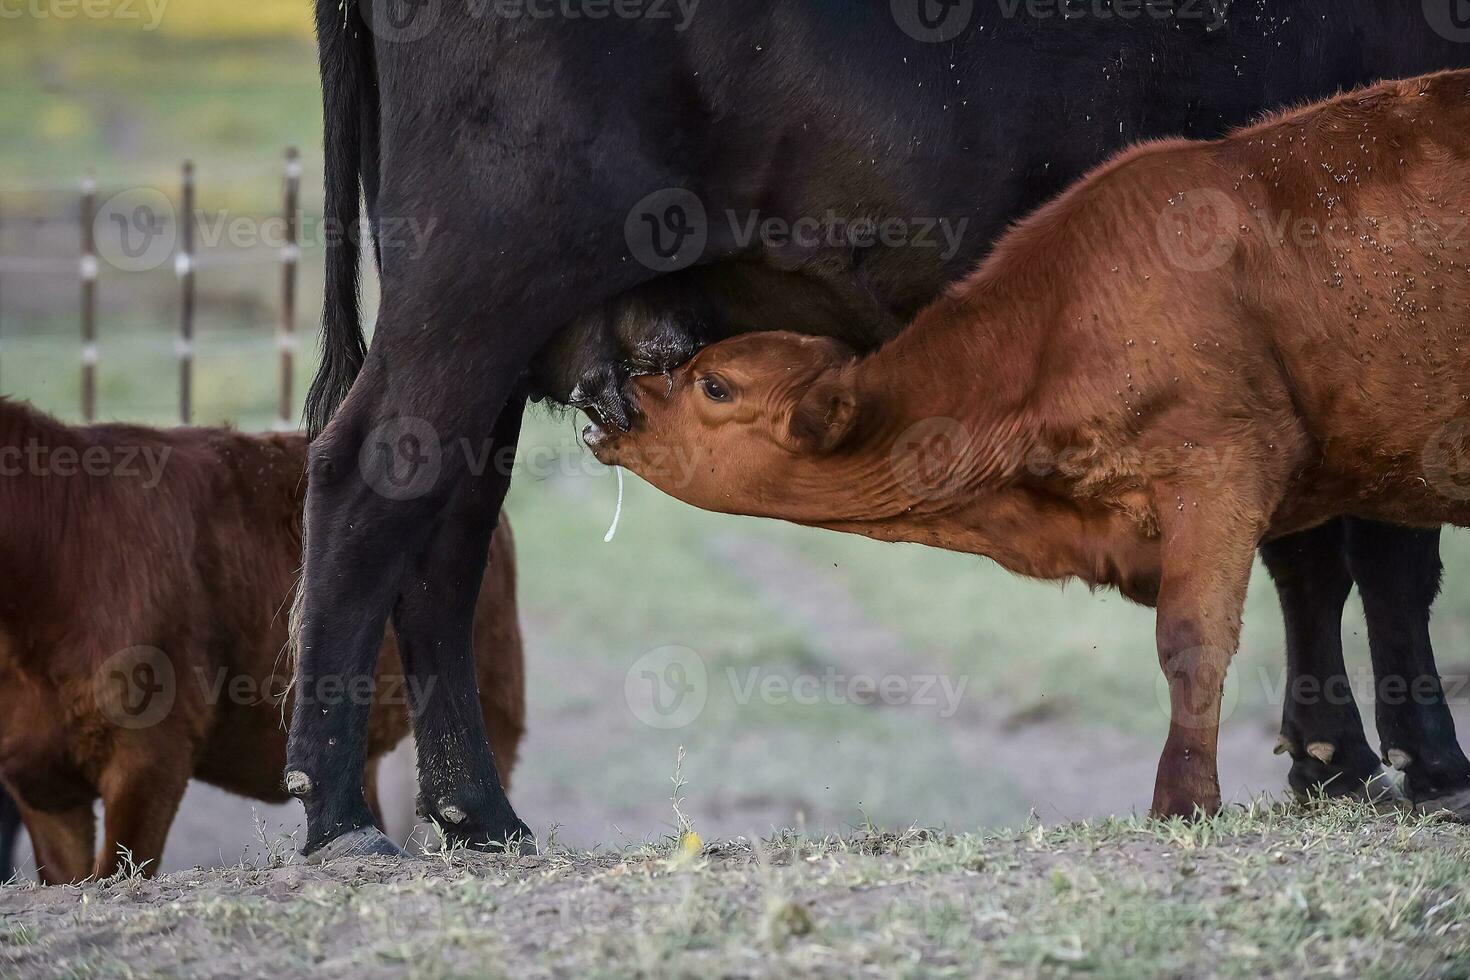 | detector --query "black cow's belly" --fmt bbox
[528,1,1470,418]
